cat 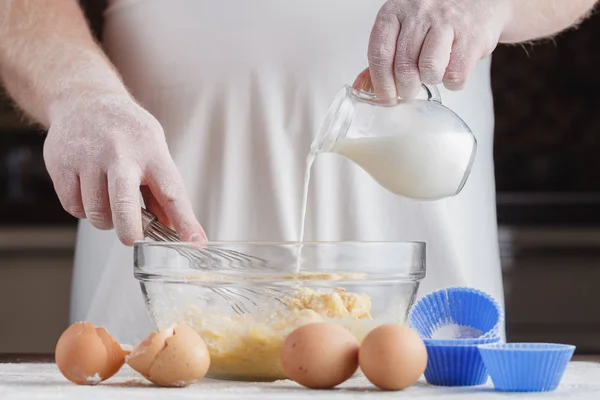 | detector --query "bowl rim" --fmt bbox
[134,240,427,246]
[133,240,426,283]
